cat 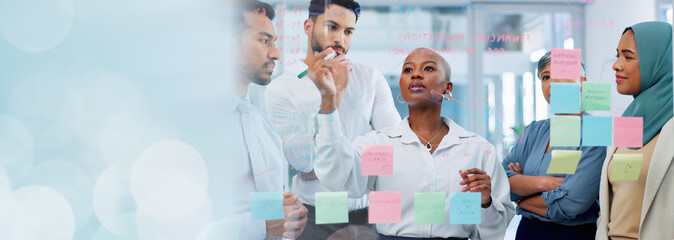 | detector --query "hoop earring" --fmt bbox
[443,91,453,100]
[396,93,406,104]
